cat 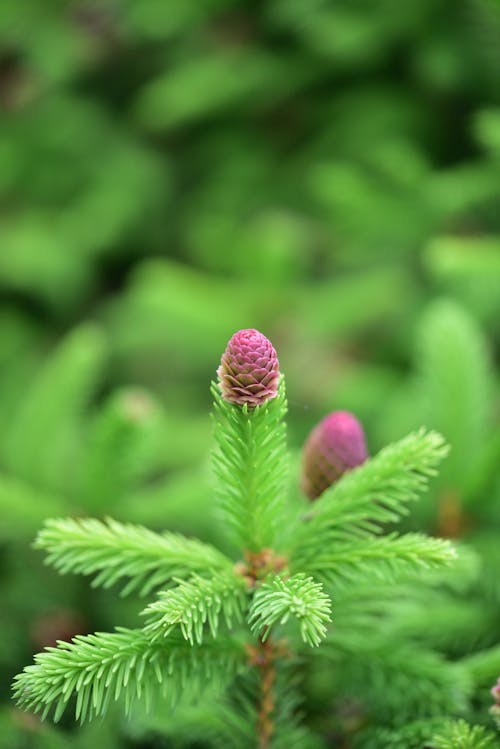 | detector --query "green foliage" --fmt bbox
[78,388,163,511]
[3,0,500,745]
[423,237,500,326]
[291,429,449,568]
[135,669,327,749]
[211,377,288,550]
[249,574,332,647]
[432,719,498,749]
[321,634,470,723]
[142,572,248,644]
[0,473,65,539]
[415,299,492,491]
[13,628,245,723]
[12,350,460,740]
[354,718,447,749]
[3,325,106,492]
[462,644,500,688]
[36,517,233,596]
[0,706,123,749]
[381,590,493,655]
[304,532,456,586]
